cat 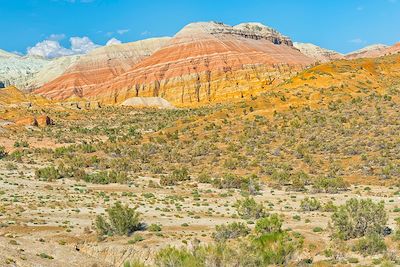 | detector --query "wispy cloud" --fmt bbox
[48,33,66,41]
[349,38,366,44]
[117,29,130,35]
[141,30,151,36]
